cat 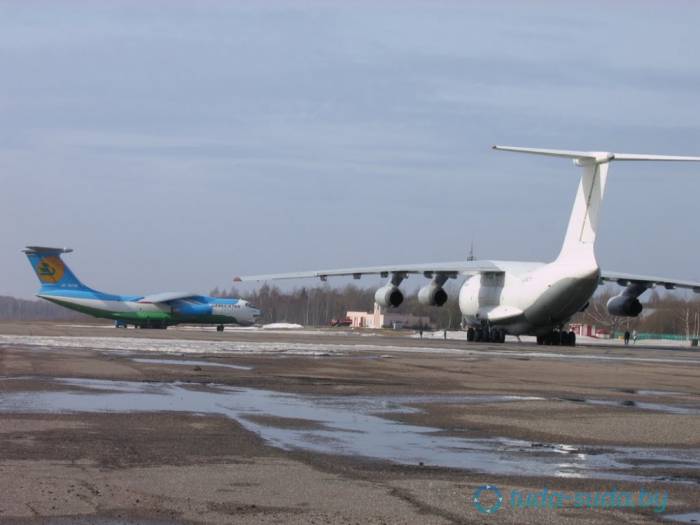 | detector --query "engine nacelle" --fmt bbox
[417,284,448,307]
[375,285,404,308]
[606,295,643,317]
